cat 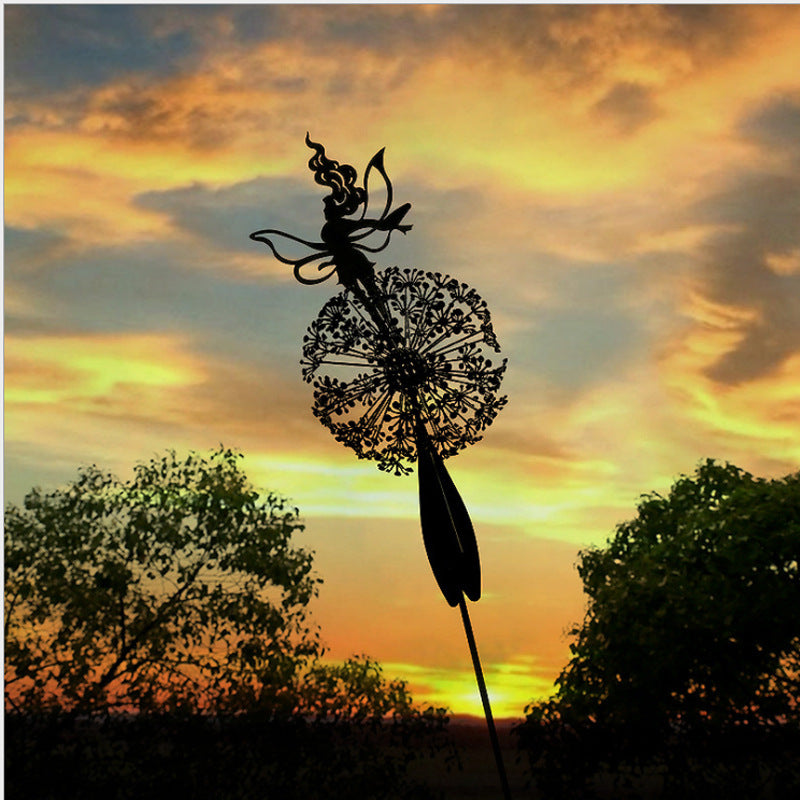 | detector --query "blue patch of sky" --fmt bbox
[227,5,284,45]
[511,306,640,391]
[503,259,644,391]
[134,174,487,282]
[131,173,440,289]
[6,238,314,371]
[4,225,66,265]
[134,177,325,257]
[5,5,202,97]
[3,442,79,507]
